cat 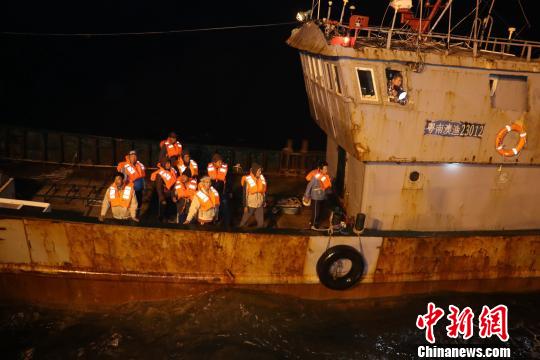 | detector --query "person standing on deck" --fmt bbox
[238,163,267,228]
[303,161,332,230]
[184,176,220,225]
[151,158,178,222]
[159,132,182,169]
[99,172,139,222]
[116,150,146,216]
[207,153,231,227]
[174,174,198,224]
[177,149,199,179]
